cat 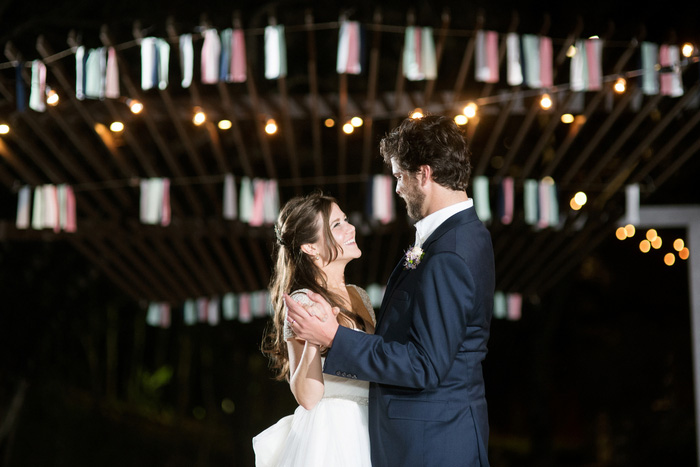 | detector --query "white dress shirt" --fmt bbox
[414,199,474,247]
